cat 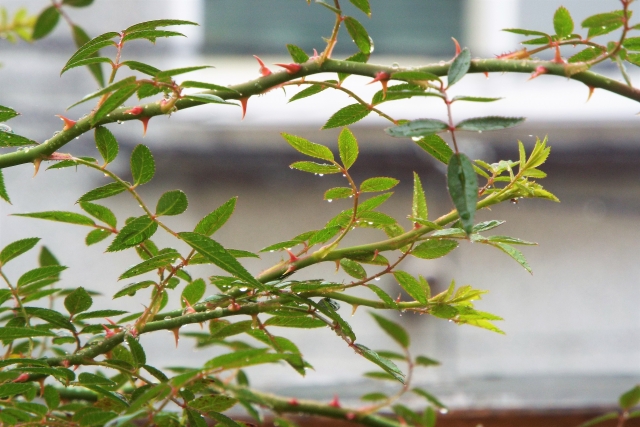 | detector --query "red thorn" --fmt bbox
[586,85,595,102]
[310,49,320,60]
[285,264,297,275]
[452,37,461,55]
[139,117,150,136]
[346,413,357,421]
[228,302,241,312]
[329,395,341,408]
[171,327,180,348]
[125,106,143,115]
[101,324,116,338]
[33,158,42,177]
[38,378,46,395]
[483,72,489,79]
[183,297,197,315]
[56,114,77,131]
[240,97,249,119]
[105,318,118,326]
[529,66,548,80]
[288,398,299,406]
[368,71,390,98]
[496,49,530,60]
[275,63,302,74]
[253,55,272,76]
[13,373,30,383]
[372,249,379,261]
[286,249,299,263]
[395,293,402,303]
[61,360,70,368]
[553,45,566,64]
